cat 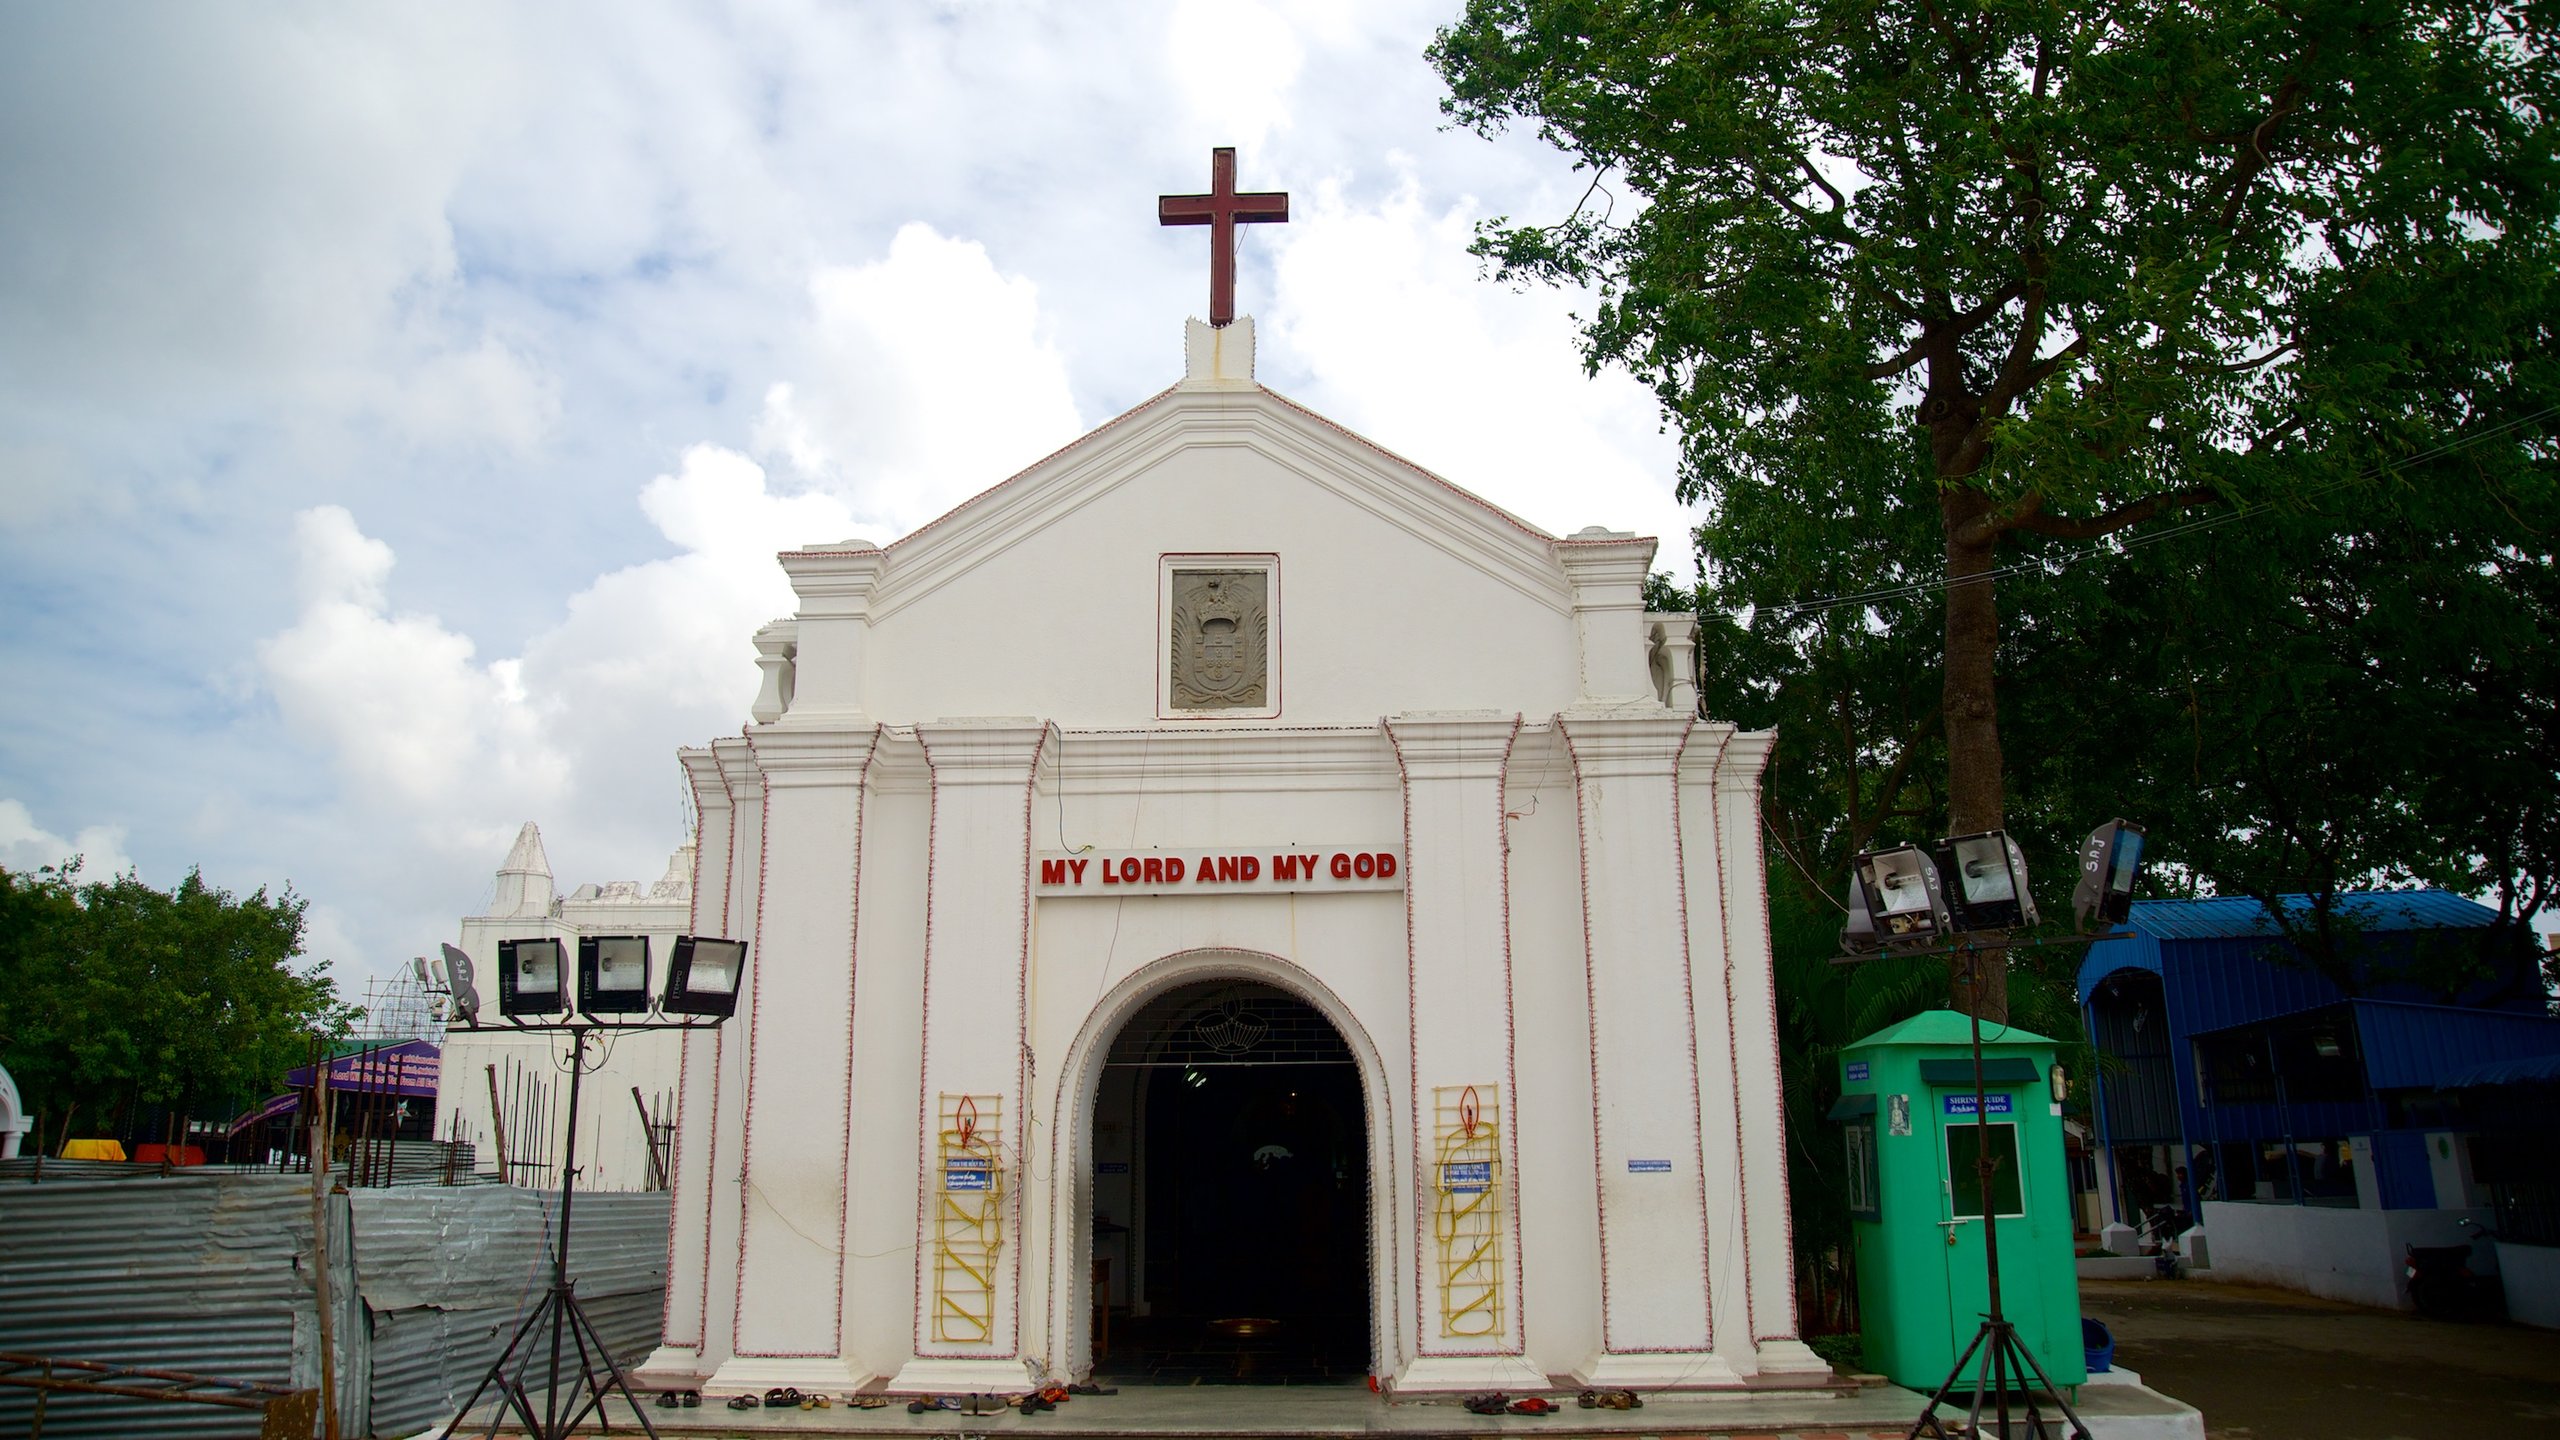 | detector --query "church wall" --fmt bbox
[857,412,1584,727]
[644,341,1838,1395]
